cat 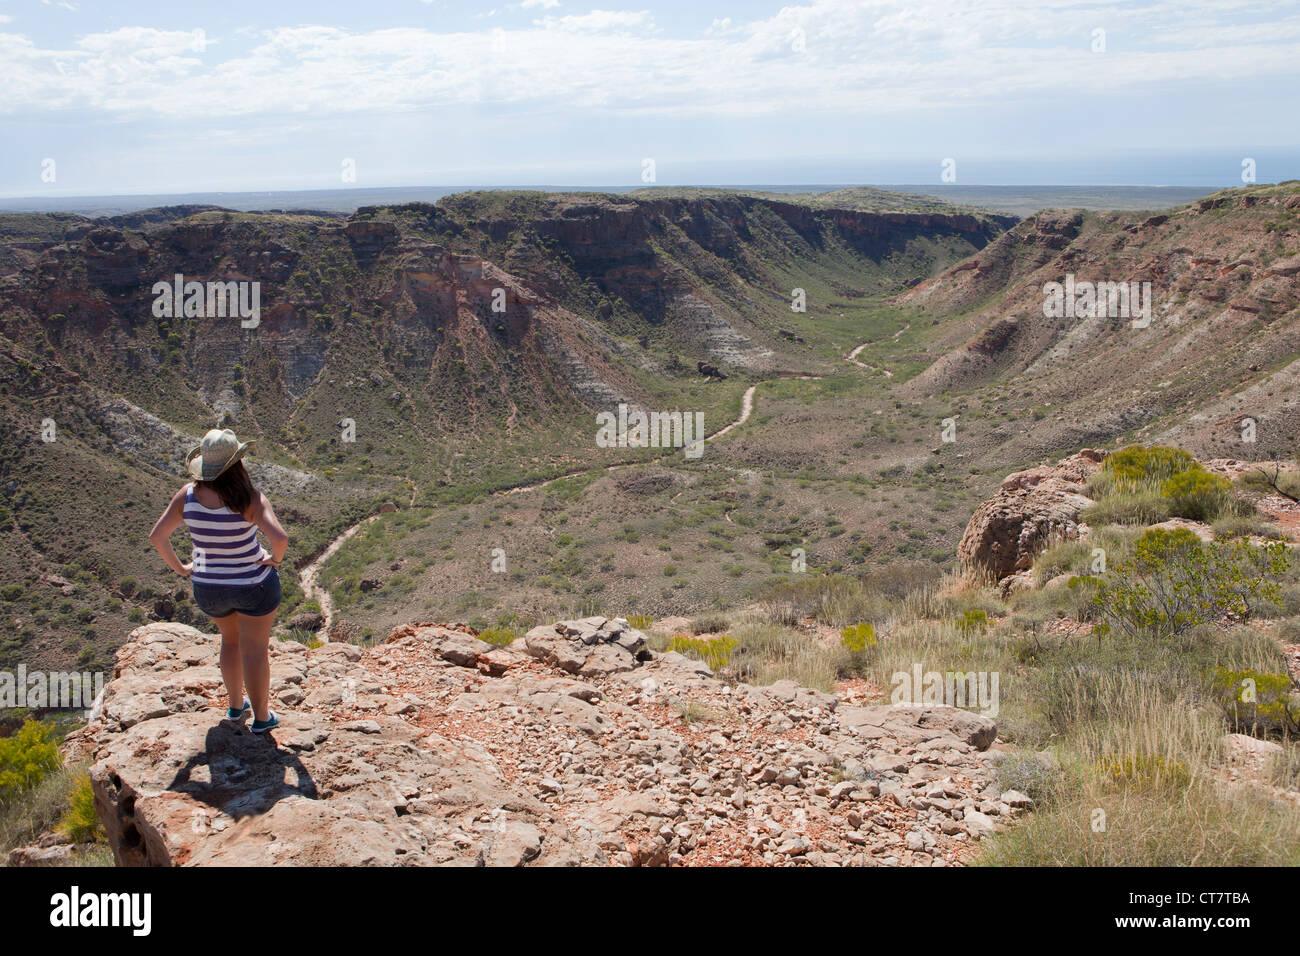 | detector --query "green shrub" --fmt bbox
[840,621,877,653]
[1209,668,1300,735]
[1161,466,1233,521]
[956,608,989,634]
[1089,527,1289,640]
[0,720,61,803]
[1085,448,1249,527]
[1095,752,1192,792]
[1104,445,1196,486]
[58,772,104,844]
[1213,515,1282,540]
[1081,489,1170,526]
[667,634,738,670]
[476,627,519,647]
